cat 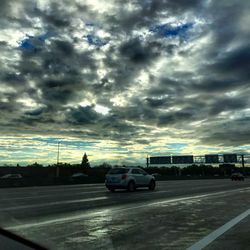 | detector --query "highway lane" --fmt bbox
[0,179,250,249]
